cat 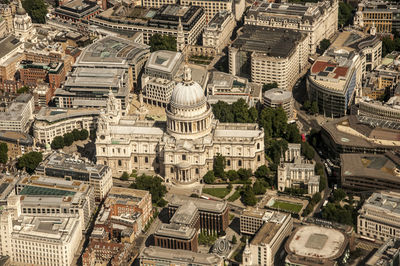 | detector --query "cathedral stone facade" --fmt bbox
[96,66,265,184]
